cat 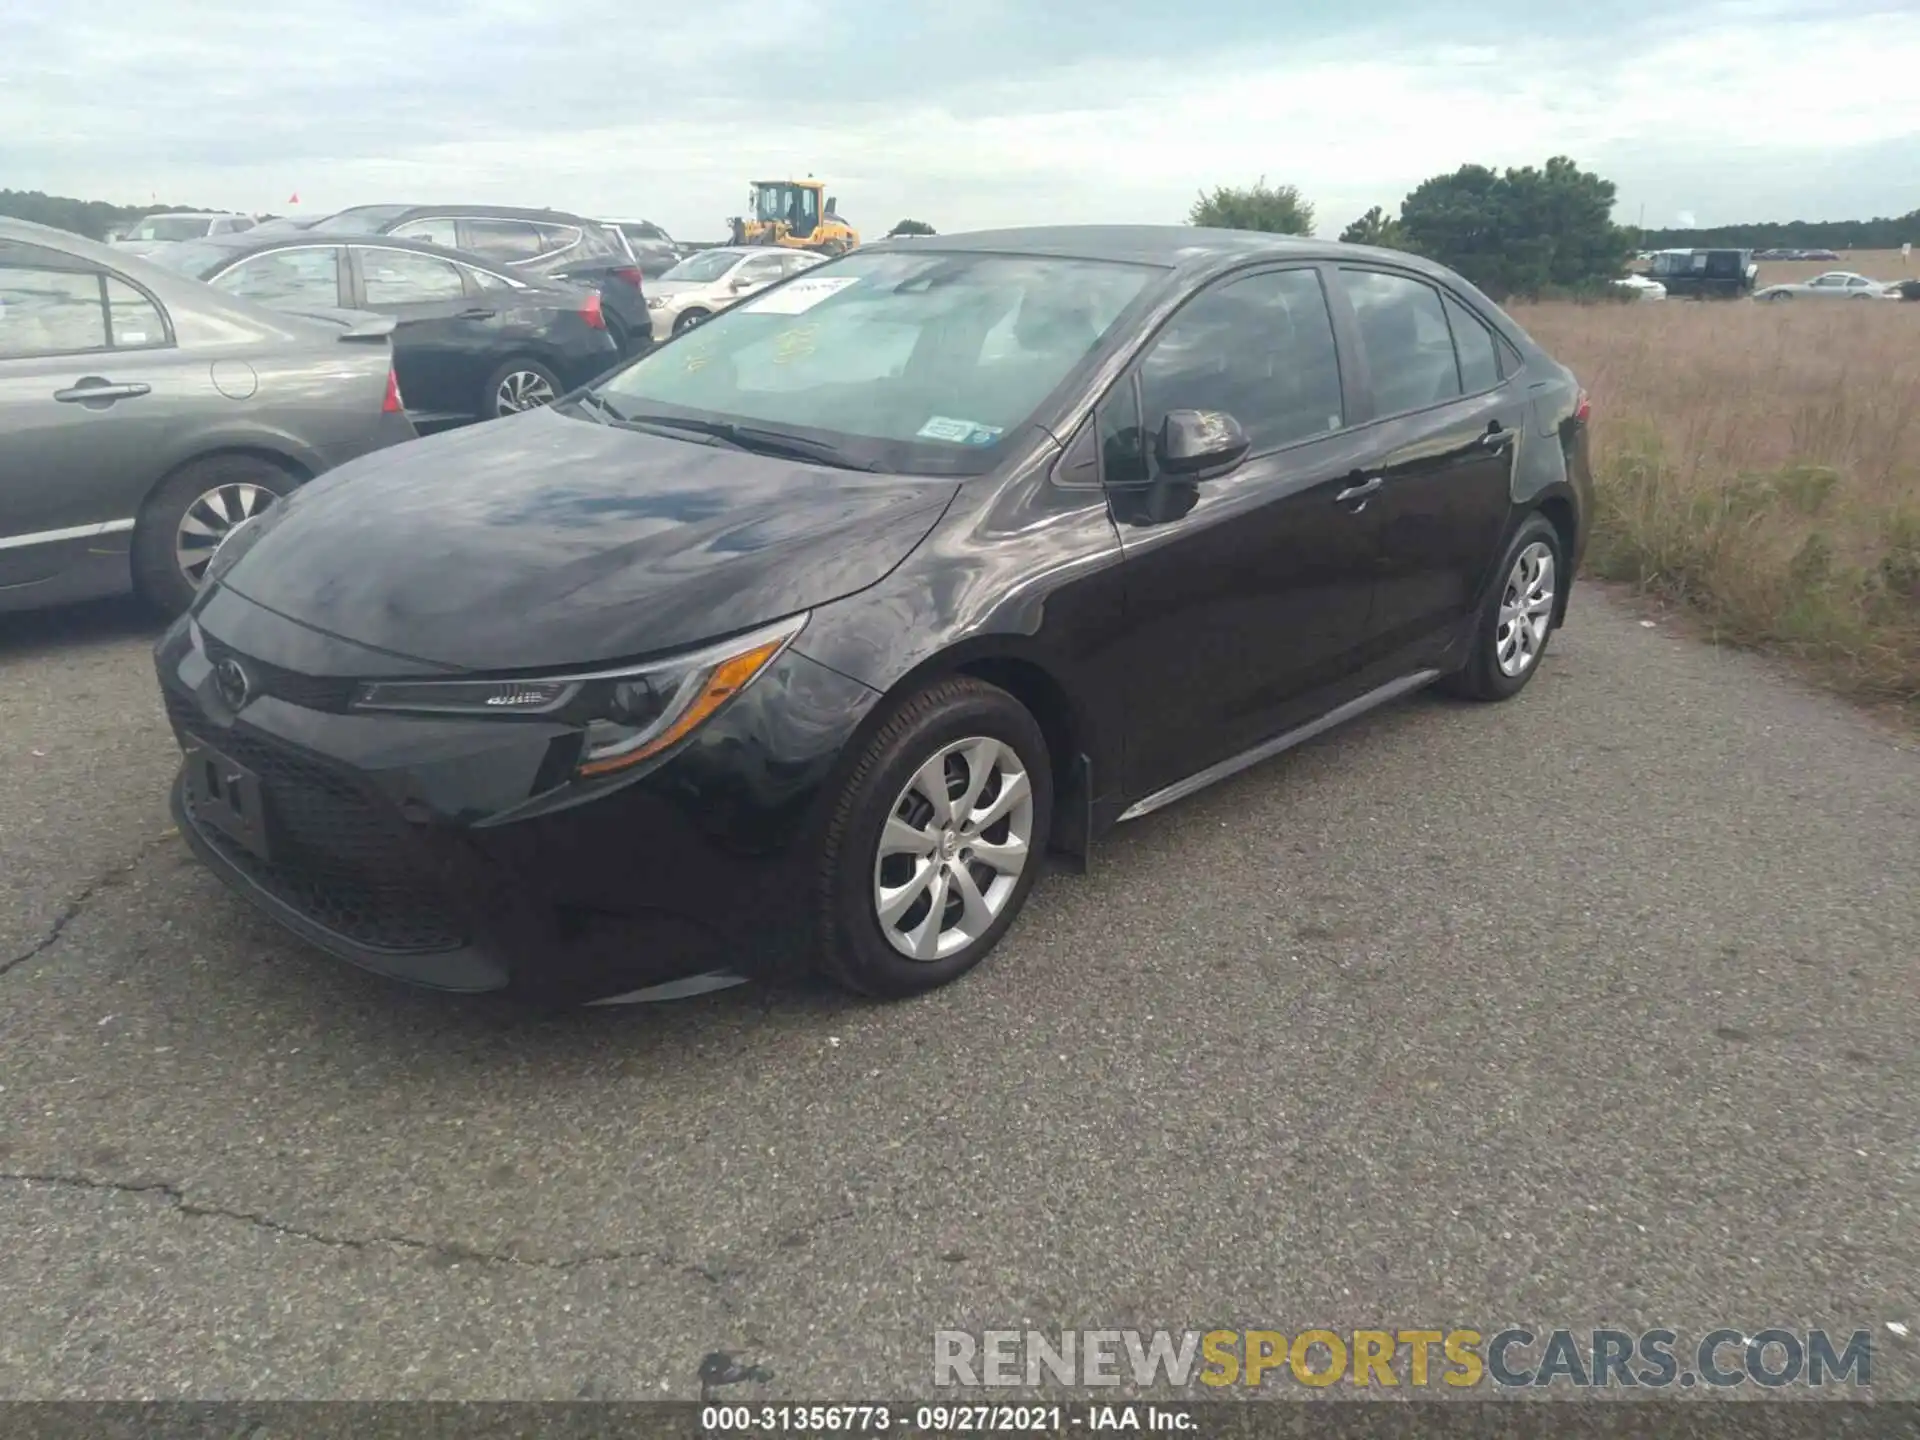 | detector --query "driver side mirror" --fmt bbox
[1155,409,1251,476]
[730,276,757,291]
